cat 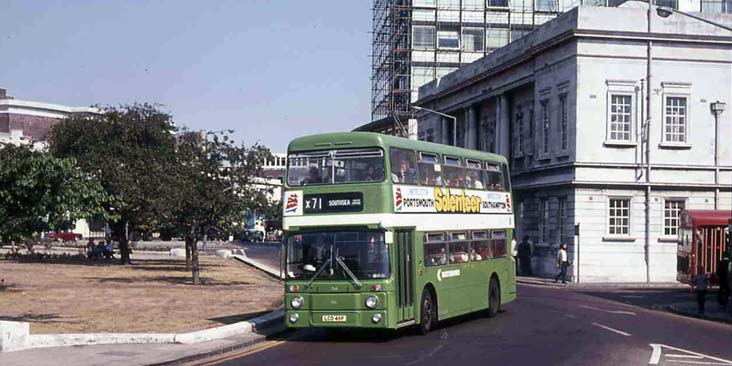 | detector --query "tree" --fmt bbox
[162,130,271,284]
[48,104,177,264]
[0,144,114,249]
